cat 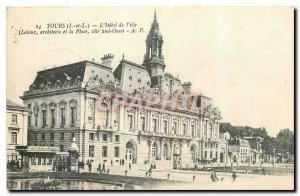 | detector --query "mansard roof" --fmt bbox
[32,61,87,90]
